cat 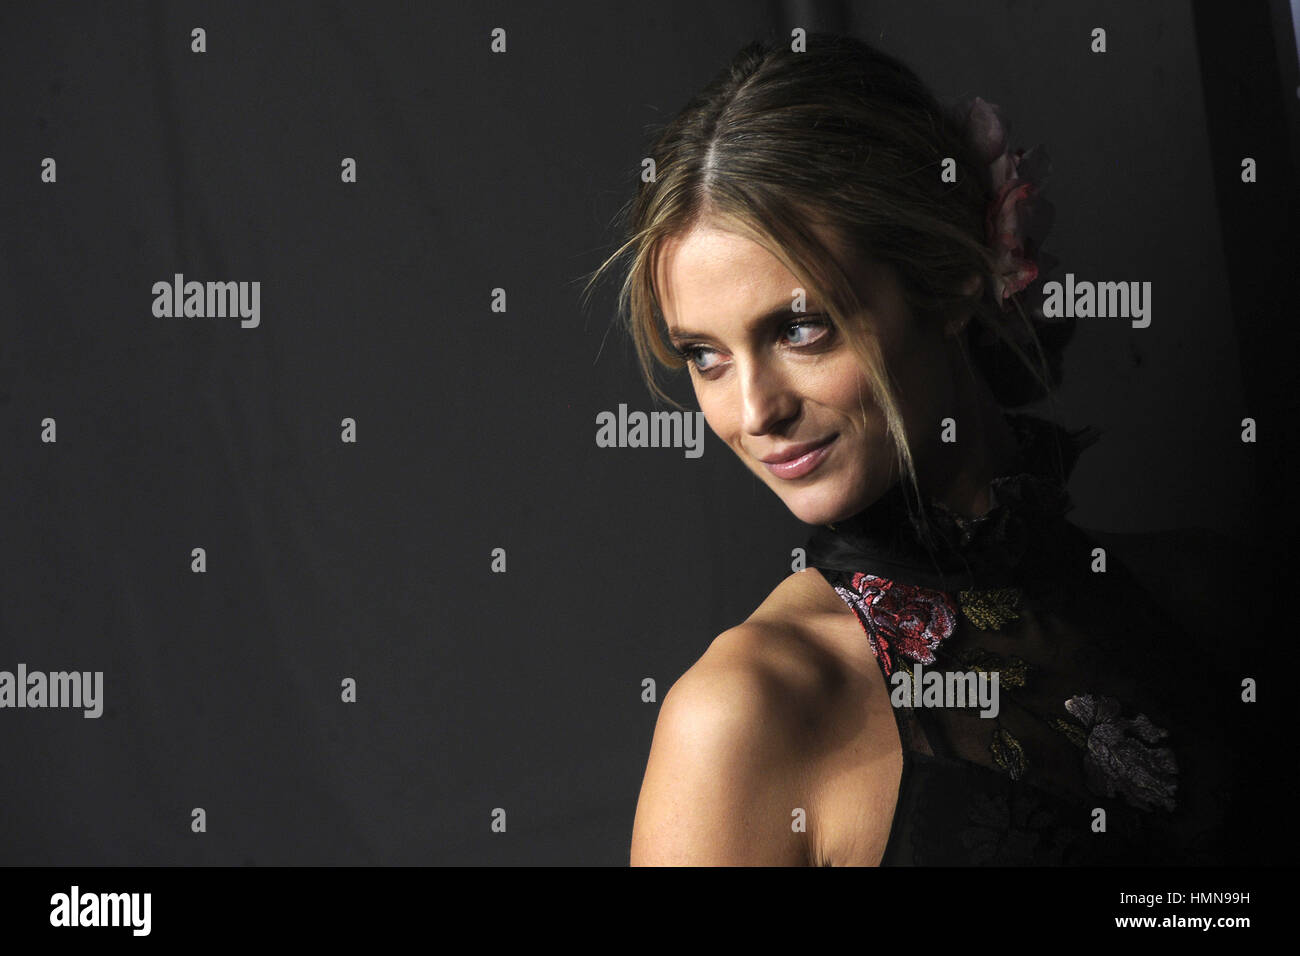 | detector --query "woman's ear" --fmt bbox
[944,273,984,337]
[960,273,982,297]
[945,311,973,337]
